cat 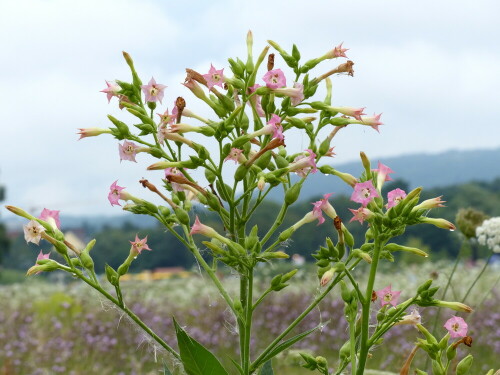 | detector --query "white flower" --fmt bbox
[23,220,46,245]
[475,217,500,253]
